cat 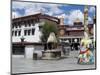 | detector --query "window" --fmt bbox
[18,30,21,36]
[29,23,31,27]
[15,31,17,36]
[12,31,14,36]
[24,30,27,36]
[25,24,27,27]
[32,21,35,26]
[28,21,31,27]
[28,30,31,35]
[35,19,38,23]
[15,25,18,28]
[24,21,27,27]
[36,18,39,23]
[19,25,21,28]
[39,26,42,31]
[32,29,35,35]
[18,22,21,27]
[24,29,32,36]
